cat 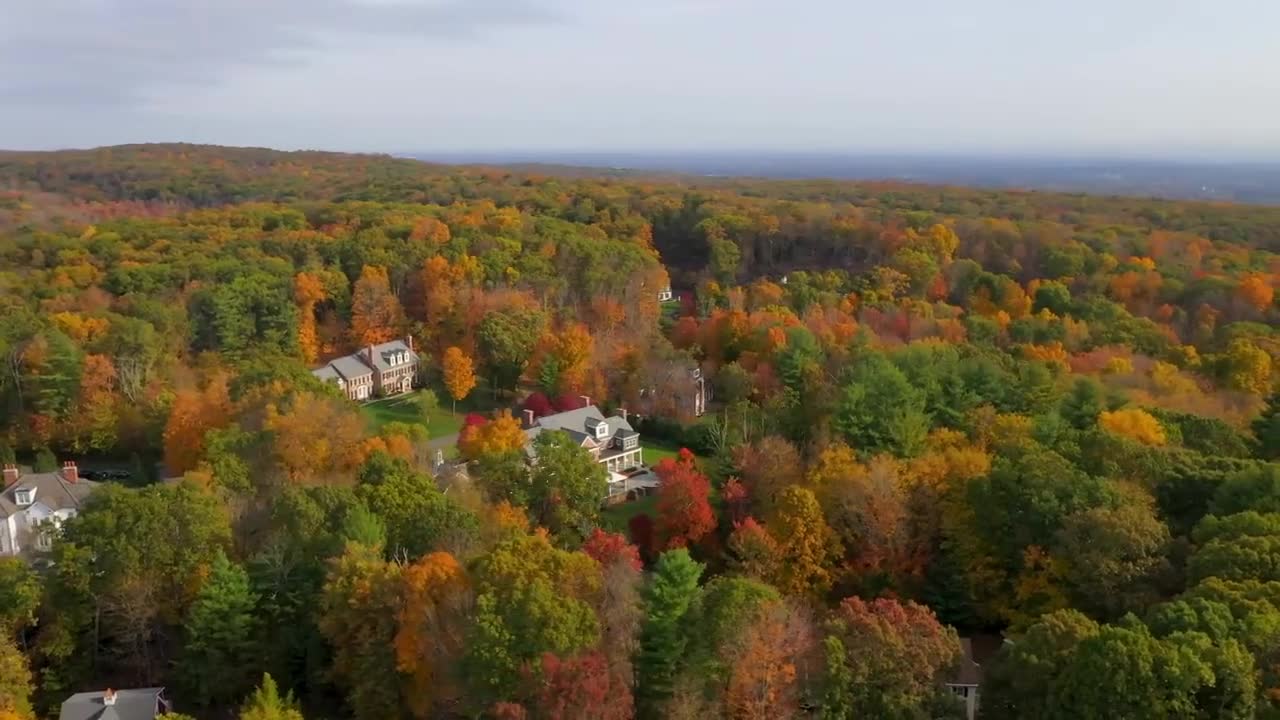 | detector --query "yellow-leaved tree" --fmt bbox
[1099,408,1167,446]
